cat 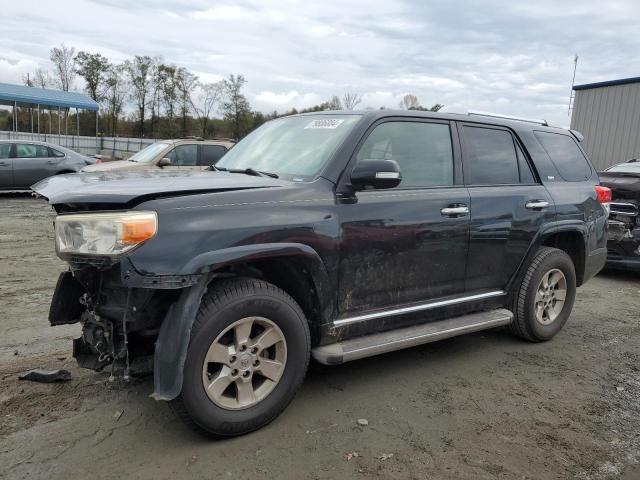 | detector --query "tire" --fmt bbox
[170,277,310,437]
[509,247,577,342]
